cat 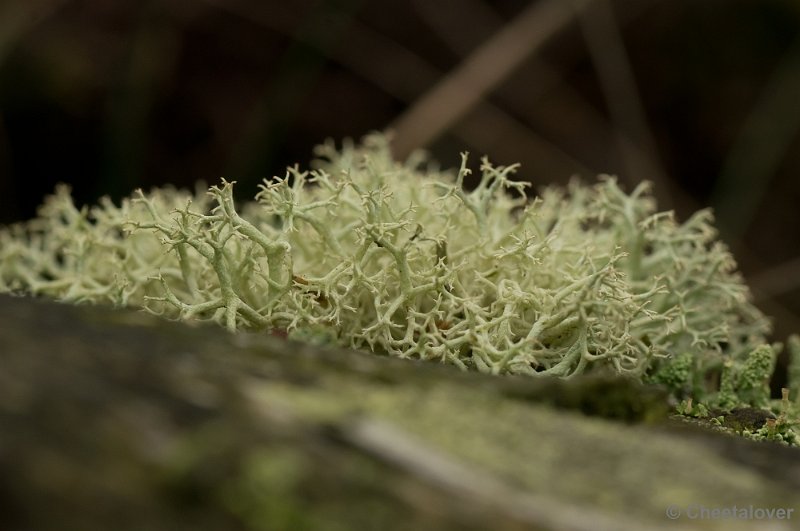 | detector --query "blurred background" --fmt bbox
[0,0,798,353]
